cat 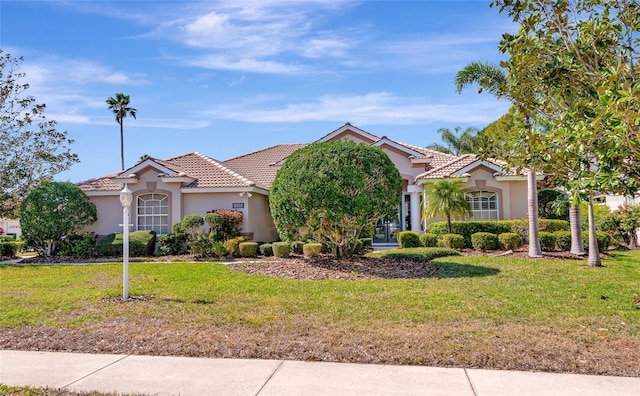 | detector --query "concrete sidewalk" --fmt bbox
[1,350,639,396]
